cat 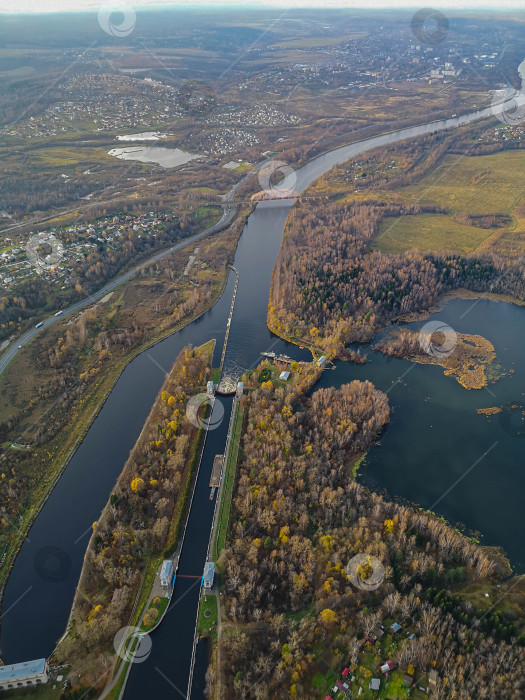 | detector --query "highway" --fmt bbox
[0,160,262,379]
